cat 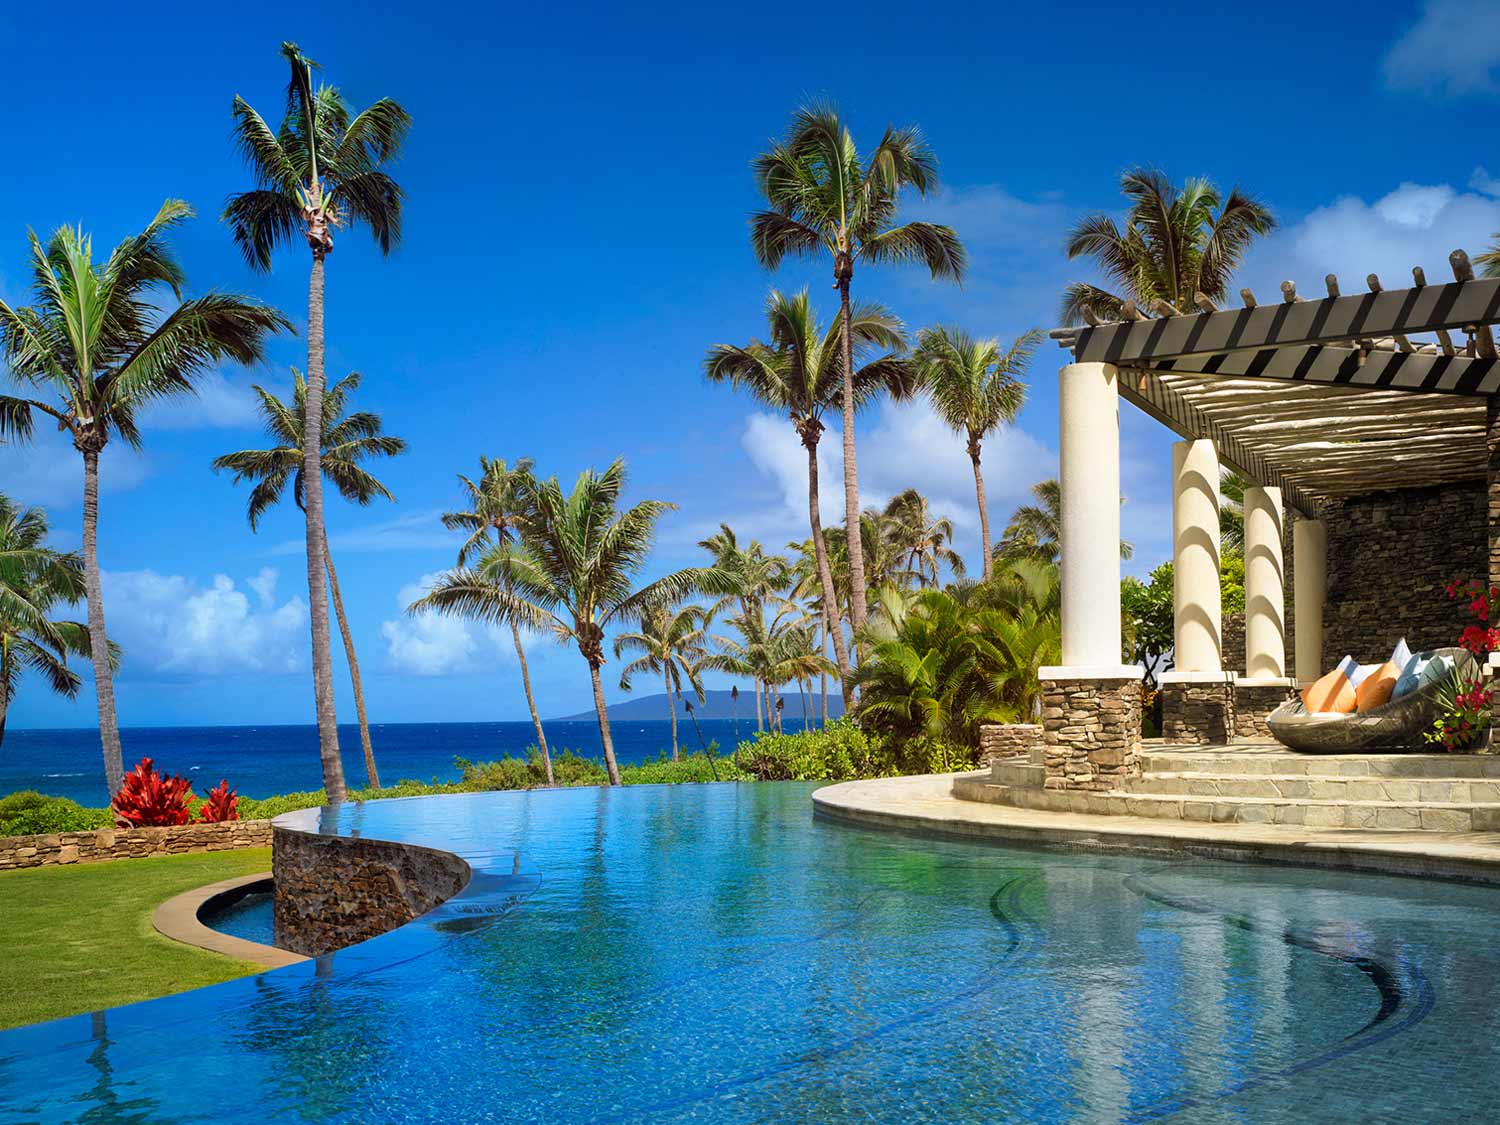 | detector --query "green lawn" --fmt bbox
[0,848,273,1030]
